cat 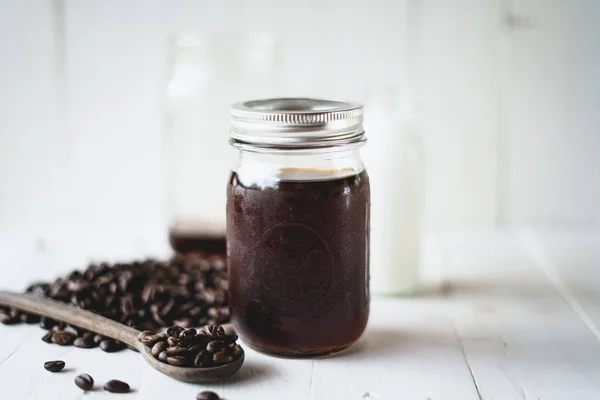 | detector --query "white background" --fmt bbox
[1,0,599,256]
